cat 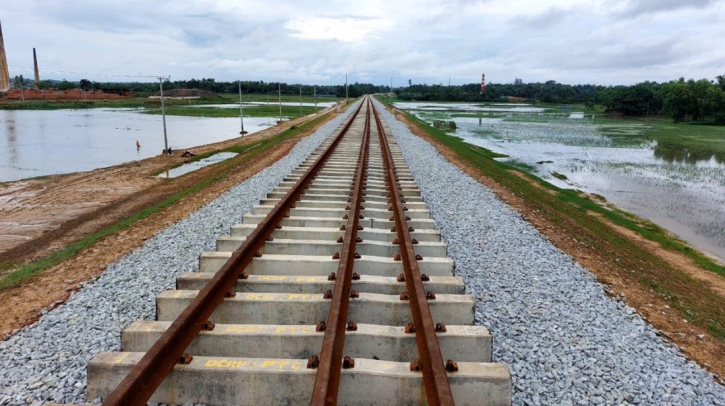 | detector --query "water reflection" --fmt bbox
[654,141,725,165]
